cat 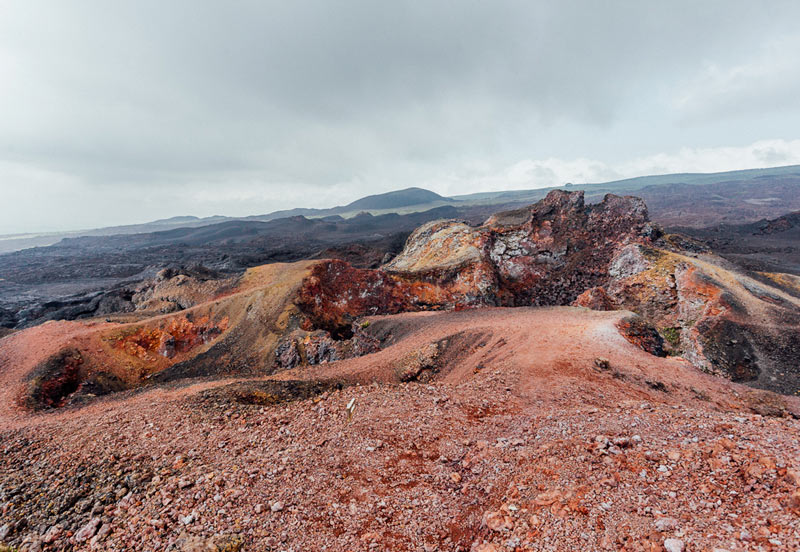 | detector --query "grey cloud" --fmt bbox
[1,1,800,232]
